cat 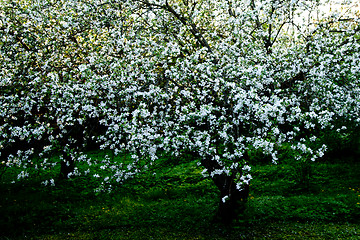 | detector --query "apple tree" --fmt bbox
[1,0,359,222]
